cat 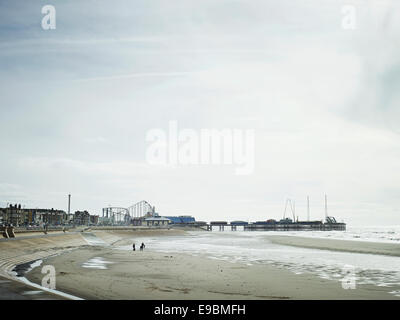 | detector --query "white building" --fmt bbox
[144,217,171,227]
